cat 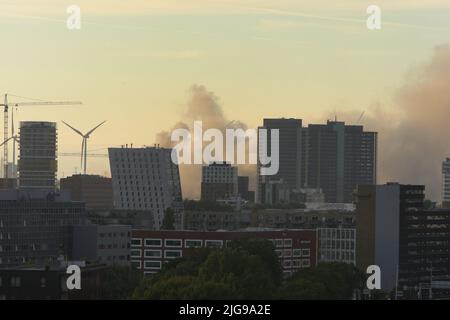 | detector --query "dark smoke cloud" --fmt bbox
[155,84,255,199]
